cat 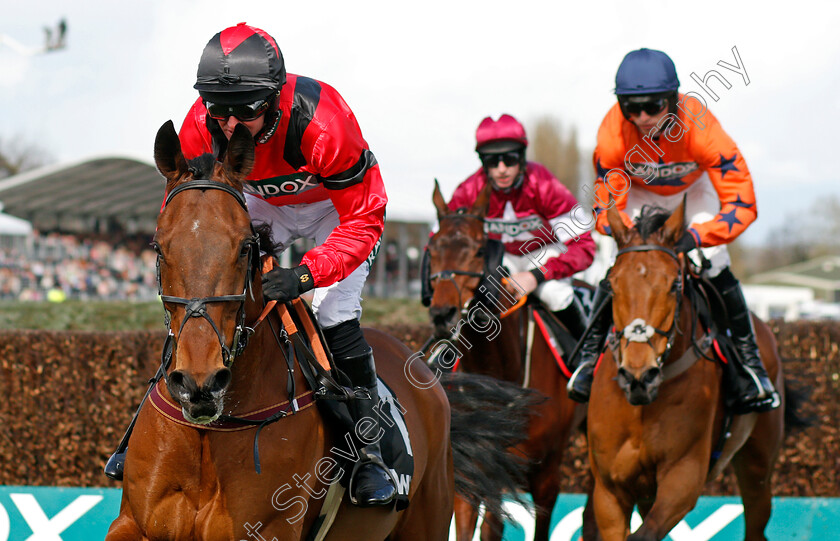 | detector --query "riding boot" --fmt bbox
[566,279,613,403]
[711,268,780,413]
[335,349,398,507]
[553,298,588,341]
